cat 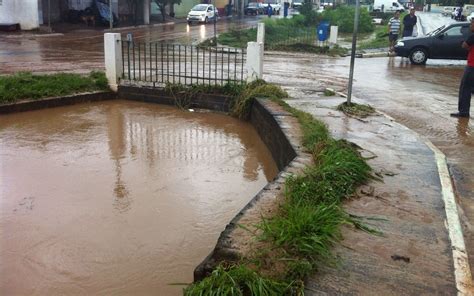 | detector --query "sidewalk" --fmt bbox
[282,93,469,294]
